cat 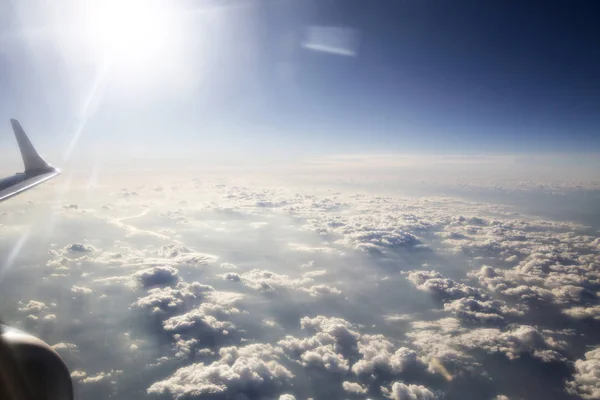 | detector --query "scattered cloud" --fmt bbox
[566,347,600,399]
[382,382,437,400]
[147,344,294,398]
[342,381,368,394]
[2,175,598,400]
